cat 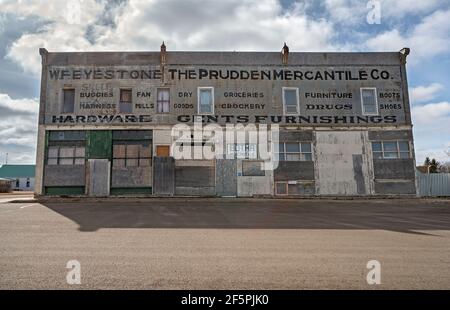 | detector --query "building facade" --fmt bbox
[0,165,35,191]
[35,46,417,197]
